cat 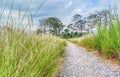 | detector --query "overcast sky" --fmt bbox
[1,0,120,26]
